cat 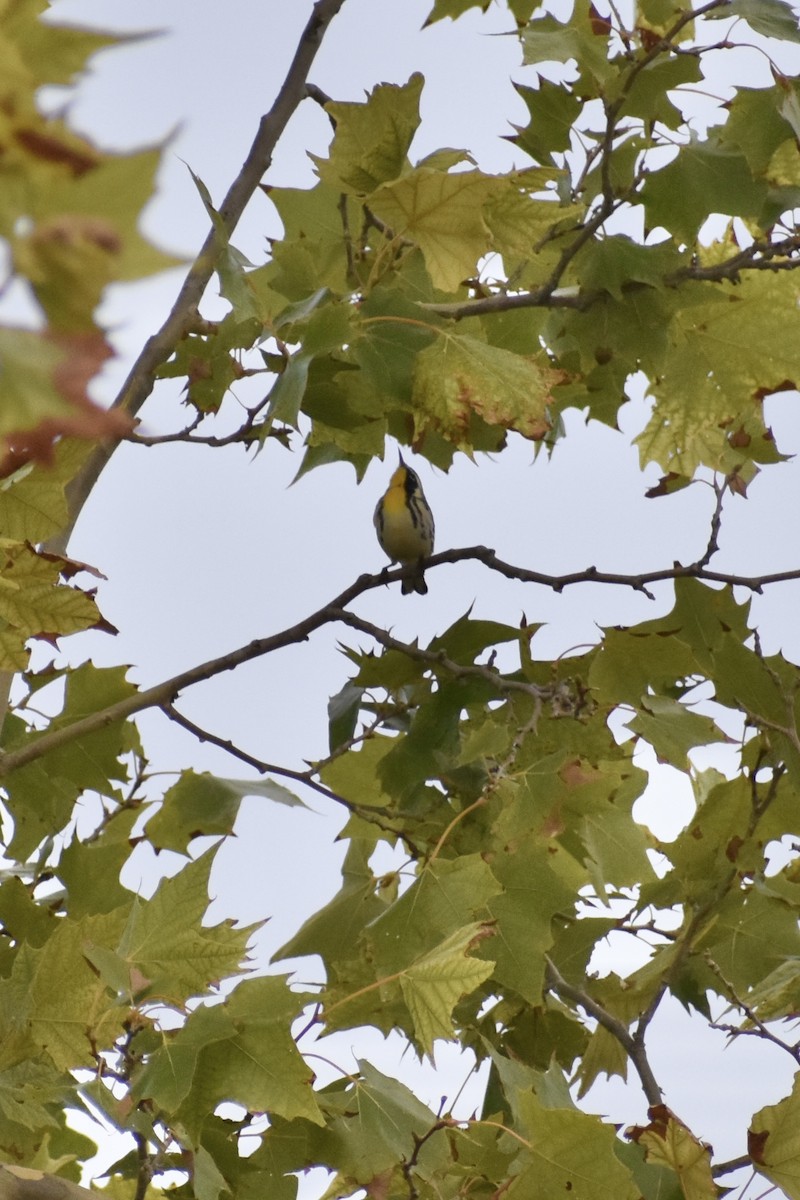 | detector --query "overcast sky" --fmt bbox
[32,0,800,1187]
